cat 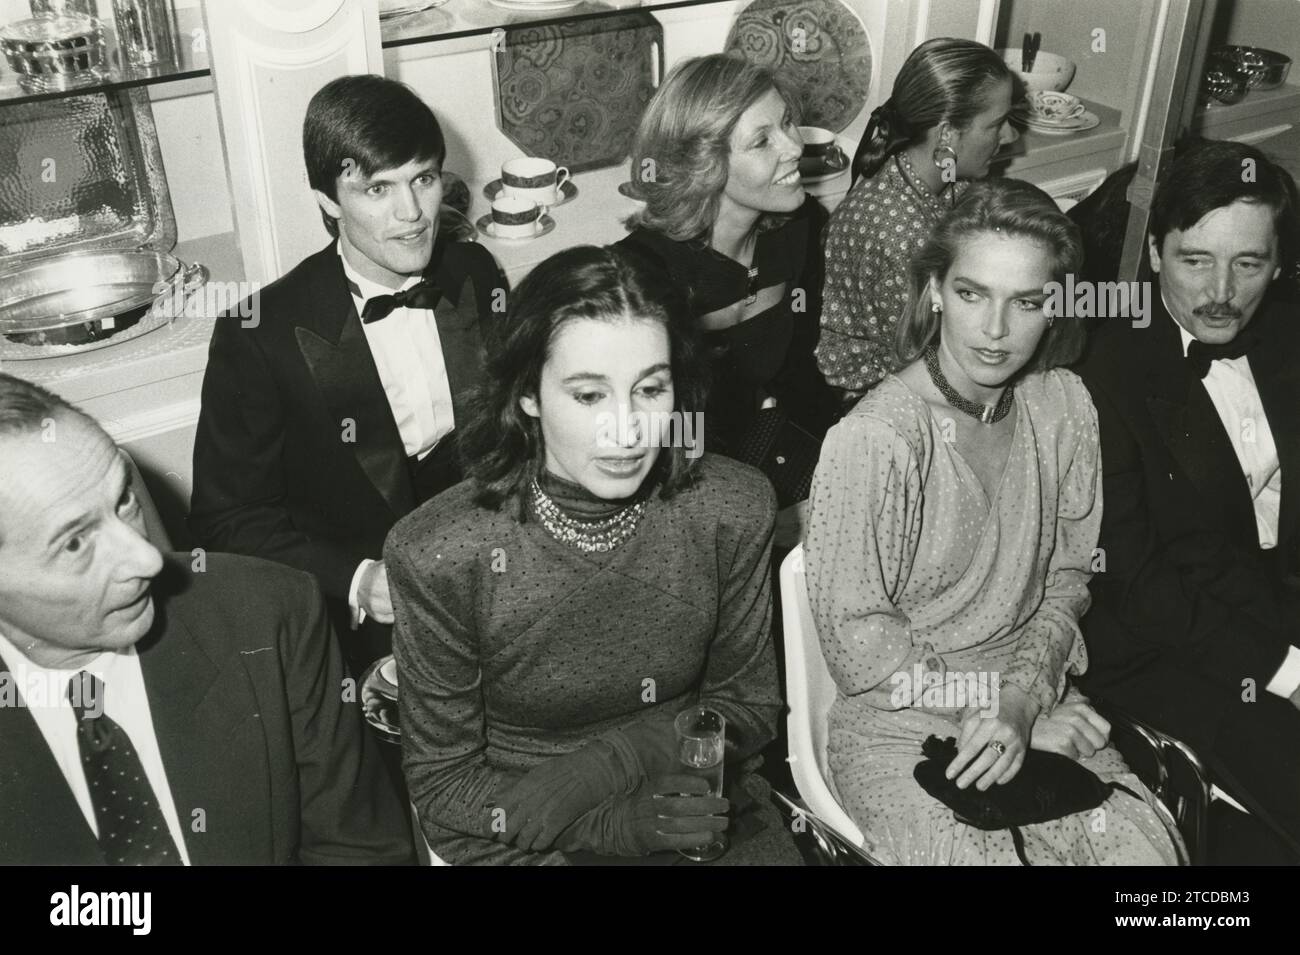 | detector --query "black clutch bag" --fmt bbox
[913,735,1140,865]
[730,405,822,510]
